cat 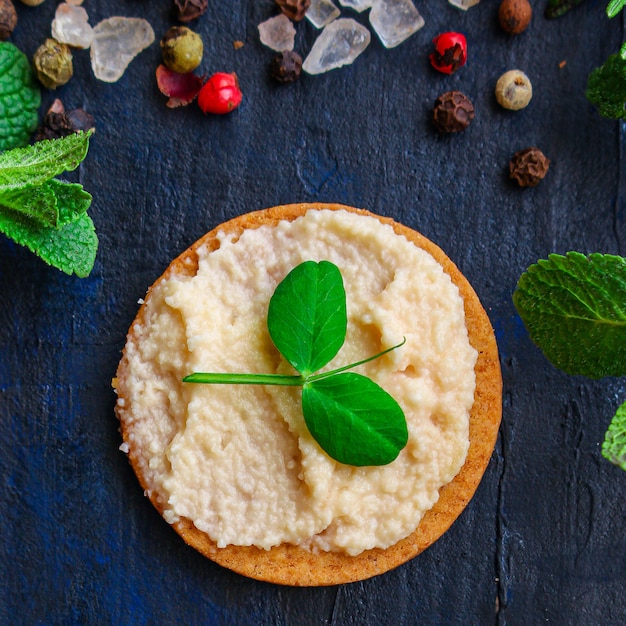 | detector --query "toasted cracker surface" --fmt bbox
[115,203,502,586]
